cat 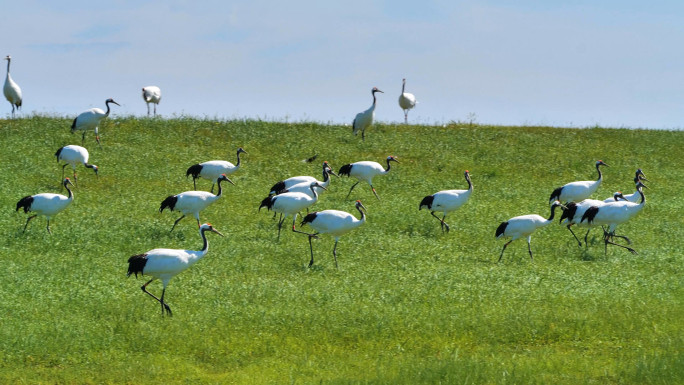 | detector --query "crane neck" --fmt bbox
[372,91,377,106]
[5,58,9,75]
[199,228,210,255]
[322,169,330,185]
[596,163,603,182]
[104,101,113,117]
[465,175,473,191]
[235,150,242,169]
[637,188,645,205]
[64,181,74,200]
[384,159,393,173]
[546,204,560,222]
[215,177,225,198]
[356,205,366,224]
[402,82,405,94]
[309,184,319,200]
